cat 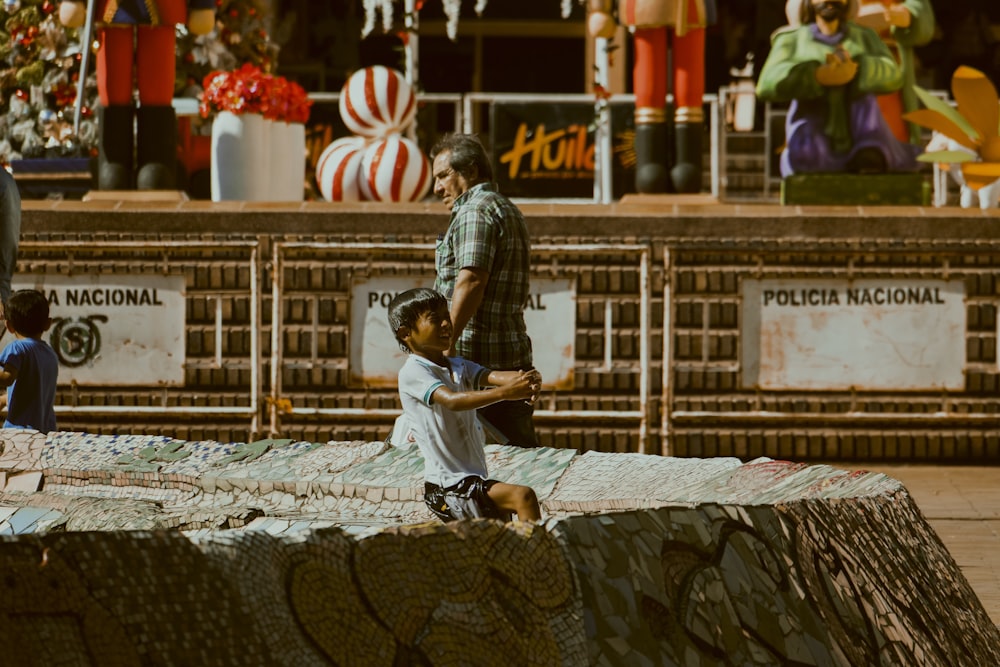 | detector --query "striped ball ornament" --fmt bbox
[339,66,417,138]
[315,136,367,202]
[359,135,432,202]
